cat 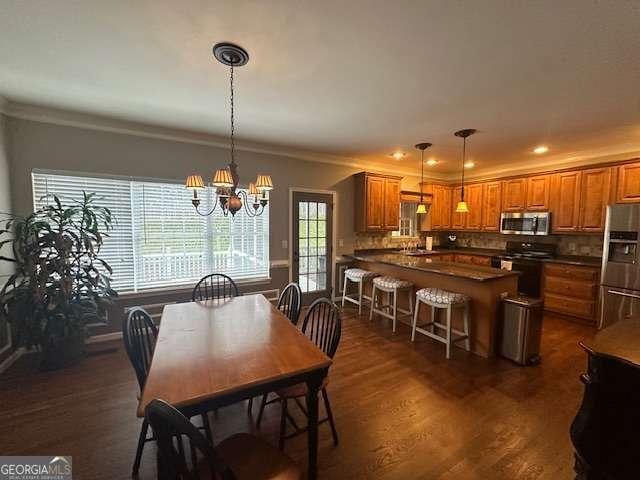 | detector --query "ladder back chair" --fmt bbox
[256,298,341,449]
[123,307,212,477]
[192,274,239,302]
[146,399,301,480]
